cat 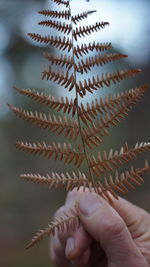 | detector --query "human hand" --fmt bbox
[50,189,150,267]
